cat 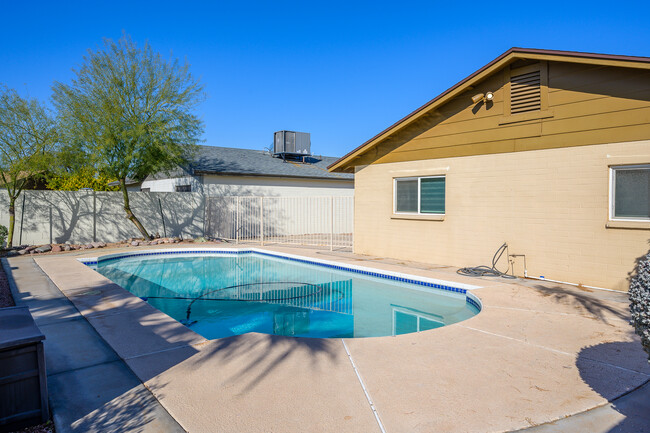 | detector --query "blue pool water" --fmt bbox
[89,251,480,339]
